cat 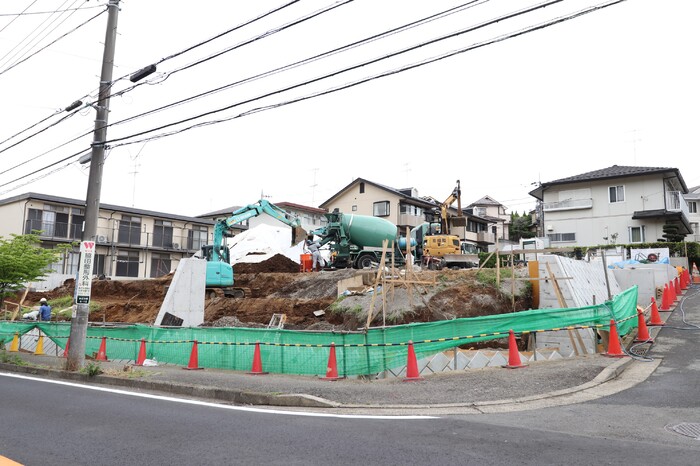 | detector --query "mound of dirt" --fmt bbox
[234,254,301,274]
